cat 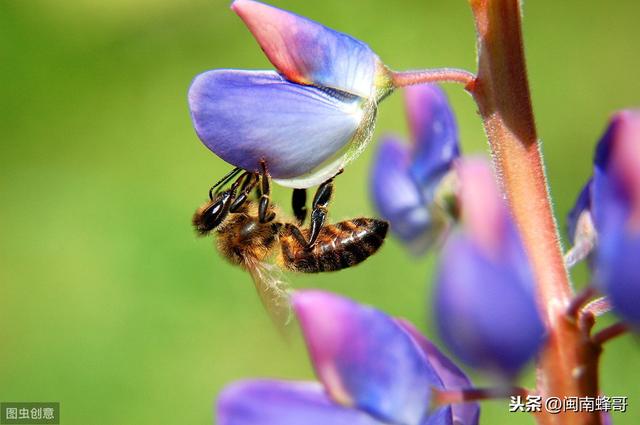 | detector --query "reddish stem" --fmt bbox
[467,1,602,424]
[567,287,597,319]
[592,323,629,346]
[391,68,476,88]
[434,386,528,405]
